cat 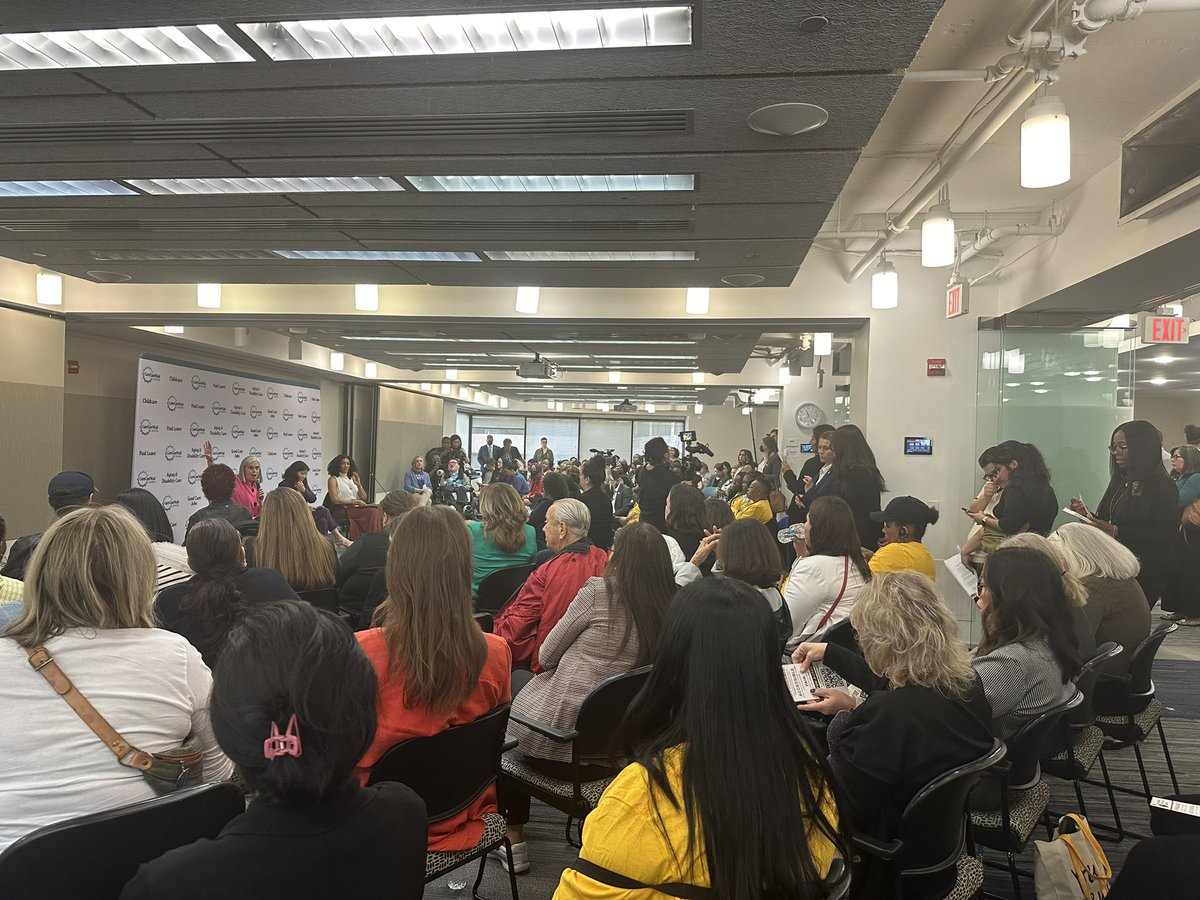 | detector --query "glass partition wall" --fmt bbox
[461,414,685,463]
